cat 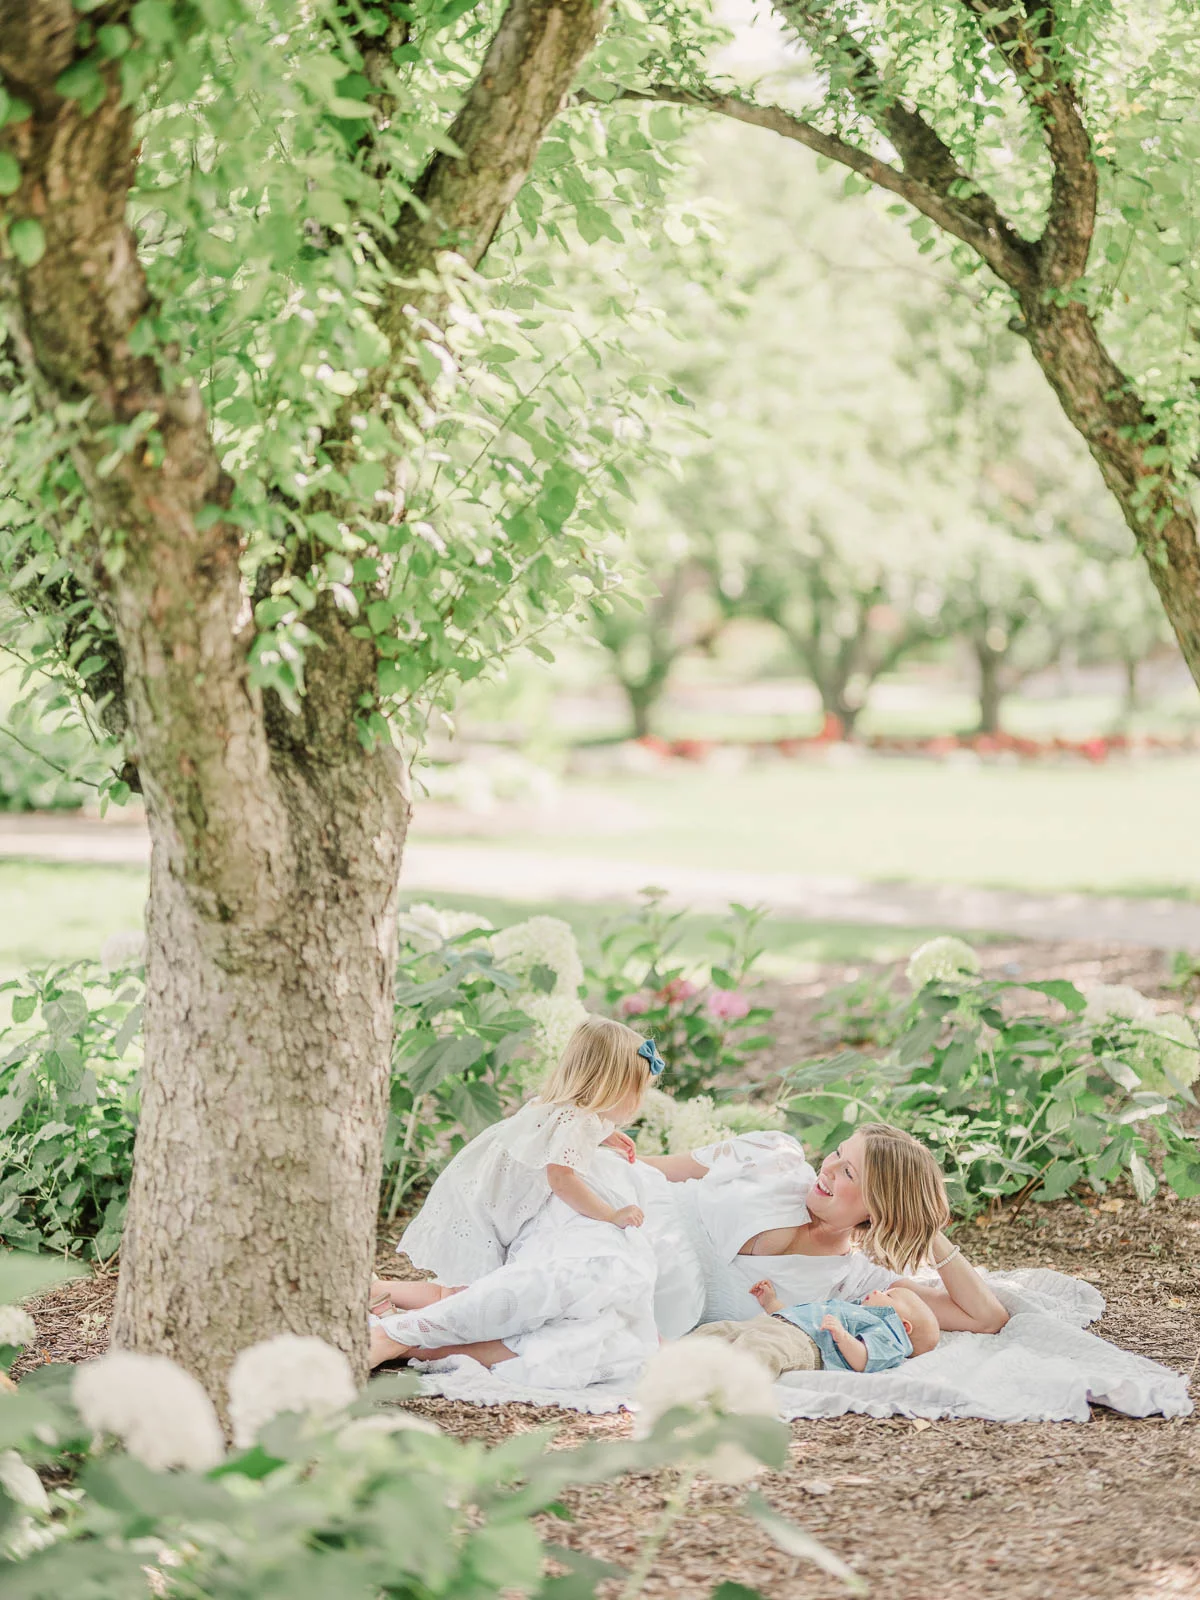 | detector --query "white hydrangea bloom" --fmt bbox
[512,991,589,1091]
[0,1306,37,1348]
[635,1088,783,1156]
[72,1352,224,1472]
[227,1335,357,1449]
[1133,1012,1199,1094]
[491,917,584,998]
[1082,984,1157,1025]
[905,936,981,991]
[635,1339,778,1485]
[0,1451,49,1513]
[398,903,493,956]
[634,1087,676,1153]
[661,1094,730,1155]
[100,929,146,973]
